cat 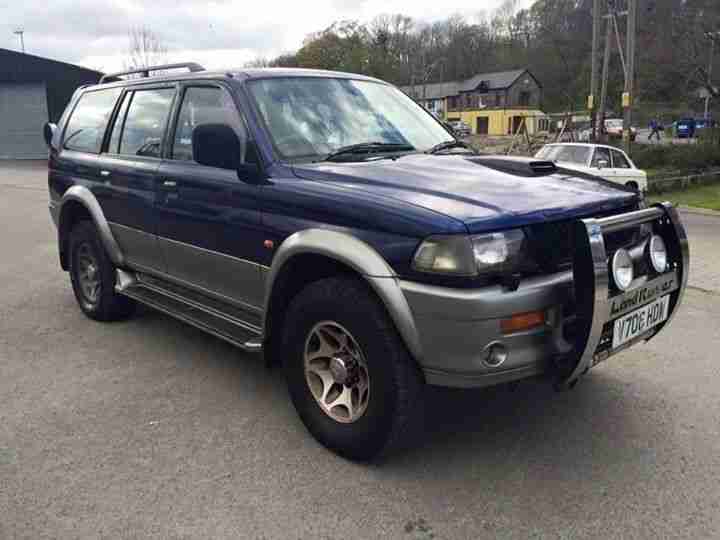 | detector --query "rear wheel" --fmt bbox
[282,276,424,461]
[68,220,135,321]
[625,181,640,192]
